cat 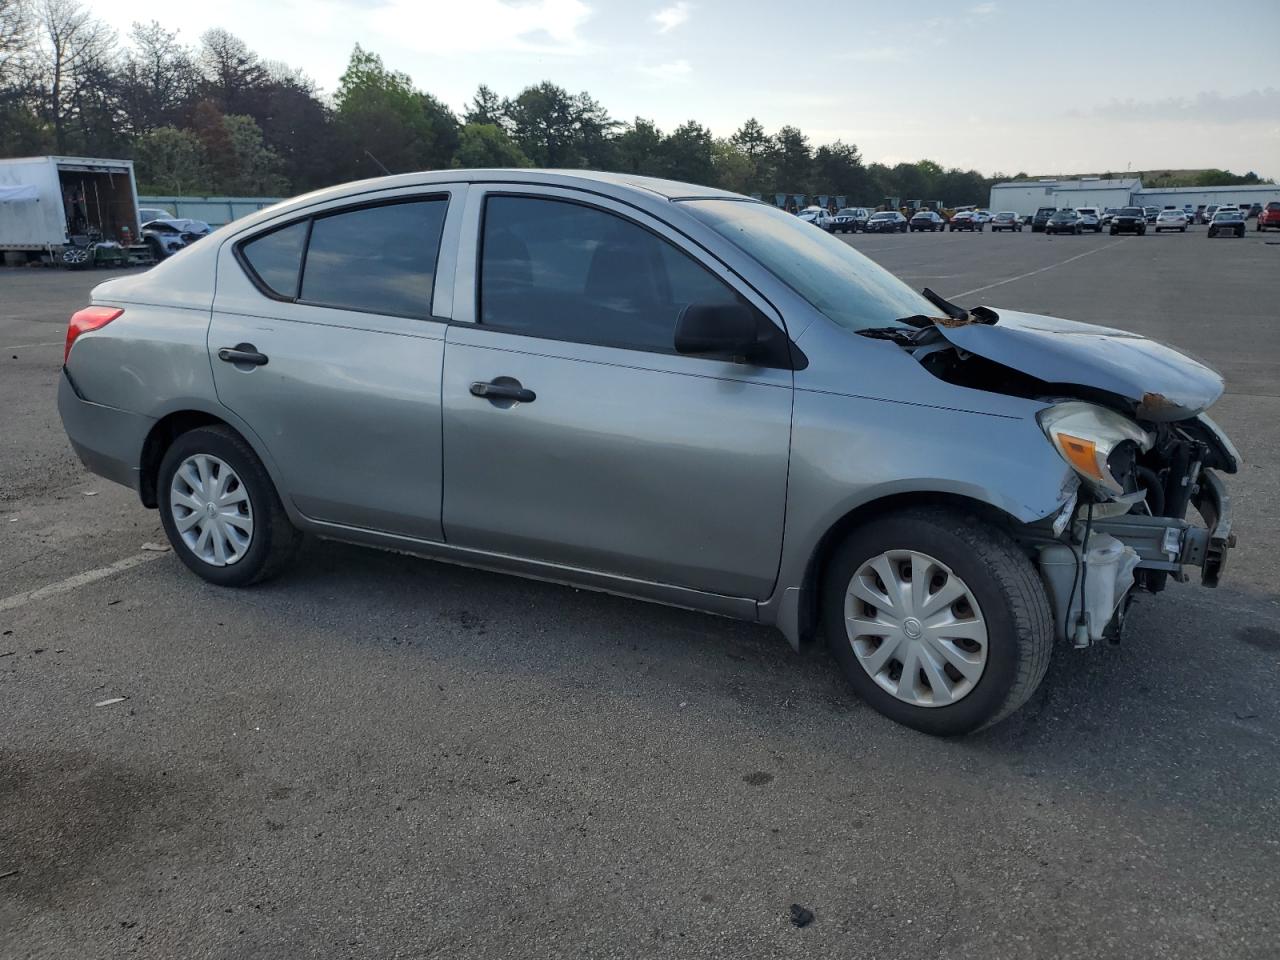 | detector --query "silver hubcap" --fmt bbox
[169,454,253,566]
[844,550,988,707]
